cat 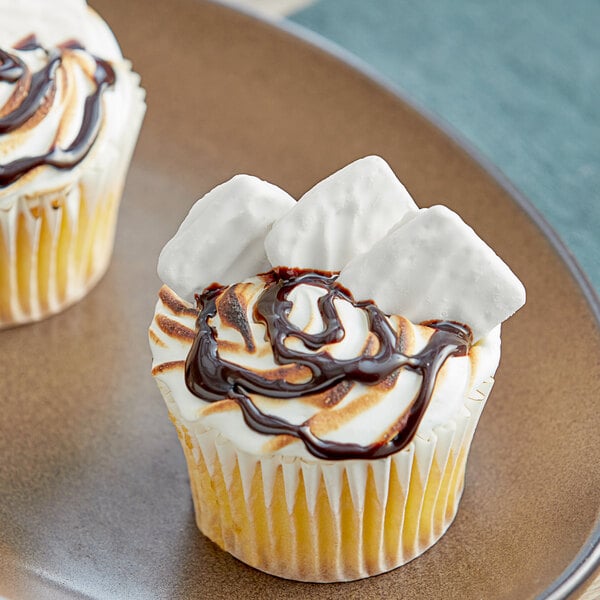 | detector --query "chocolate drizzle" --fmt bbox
[0,52,61,135]
[0,35,116,188]
[185,269,472,460]
[0,50,25,83]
